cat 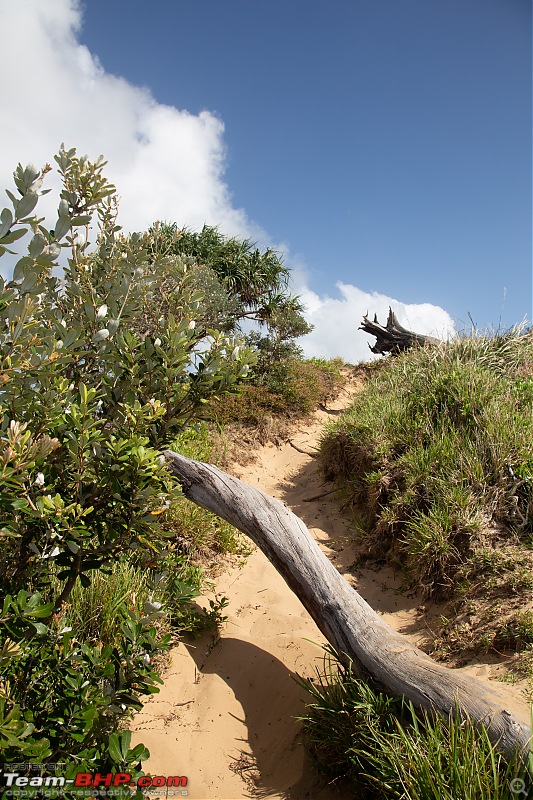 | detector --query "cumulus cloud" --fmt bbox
[0,0,257,239]
[0,0,456,362]
[295,282,456,363]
